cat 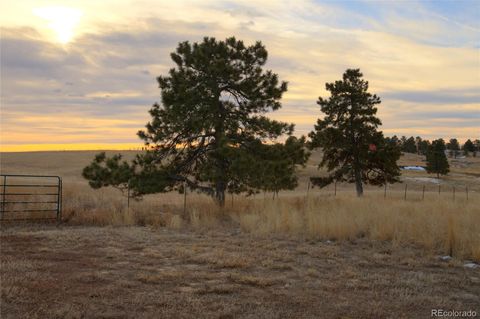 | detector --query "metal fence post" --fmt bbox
[384,182,387,199]
[453,186,455,201]
[56,177,62,223]
[404,184,407,200]
[59,178,63,222]
[334,181,337,196]
[466,186,468,201]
